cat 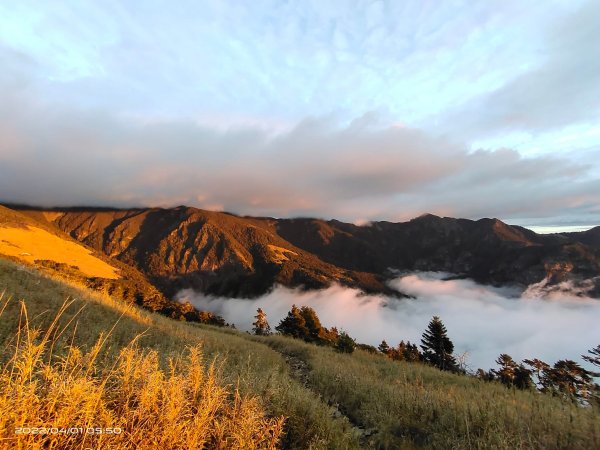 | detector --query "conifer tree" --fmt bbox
[335,331,356,353]
[583,345,600,368]
[525,358,596,400]
[275,305,334,345]
[545,360,596,401]
[513,364,534,390]
[524,358,552,391]
[492,354,533,390]
[582,345,600,405]
[404,341,422,362]
[378,340,390,355]
[476,368,495,382]
[420,316,457,371]
[252,307,271,335]
[275,304,307,339]
[387,341,403,361]
[324,326,340,344]
[395,341,407,361]
[299,306,328,344]
[492,354,519,386]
